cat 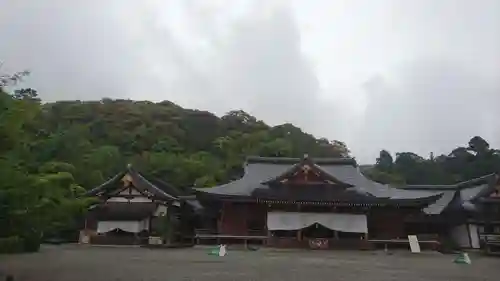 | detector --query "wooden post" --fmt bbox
[297,203,302,241]
[466,222,473,248]
[219,202,226,234]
